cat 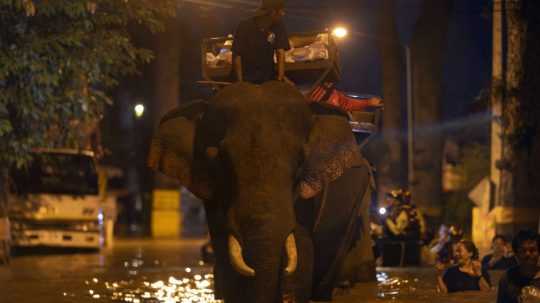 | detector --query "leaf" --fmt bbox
[0,0,177,168]
[0,119,13,136]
